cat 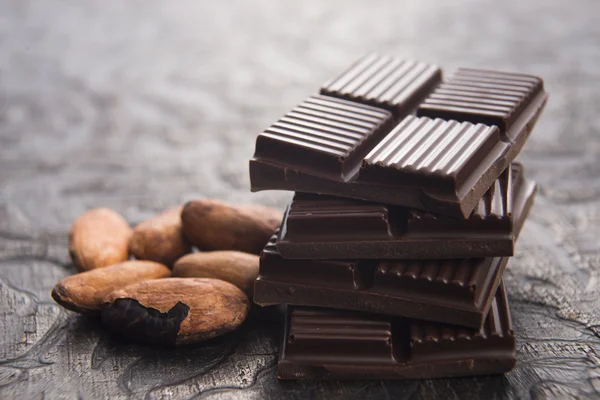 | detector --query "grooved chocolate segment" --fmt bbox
[277,163,533,259]
[284,308,396,364]
[361,116,501,190]
[250,58,547,218]
[410,284,513,361]
[472,160,512,218]
[254,171,535,328]
[321,54,442,117]
[417,68,544,139]
[253,95,394,178]
[278,283,515,380]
